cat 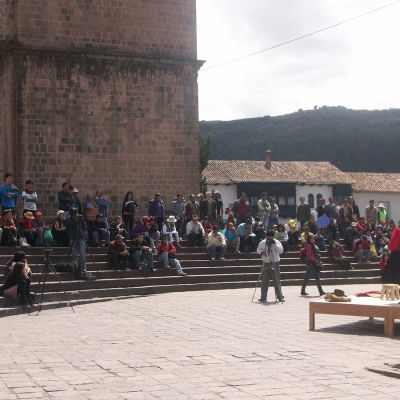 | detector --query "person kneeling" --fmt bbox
[108,234,129,270]
[256,231,284,303]
[207,225,226,261]
[157,235,186,276]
